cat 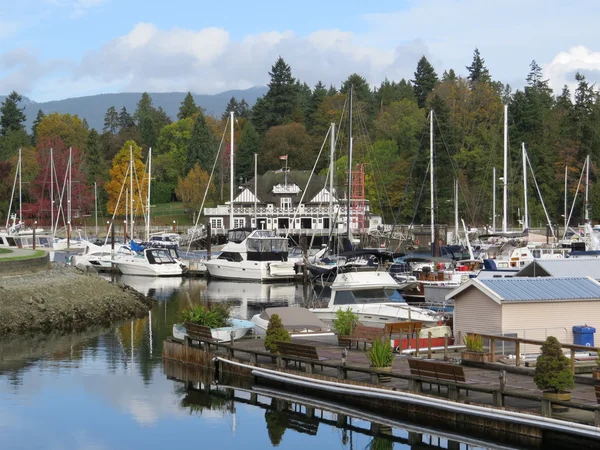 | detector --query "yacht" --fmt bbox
[70,241,124,271]
[309,271,441,327]
[111,245,184,277]
[203,228,295,282]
